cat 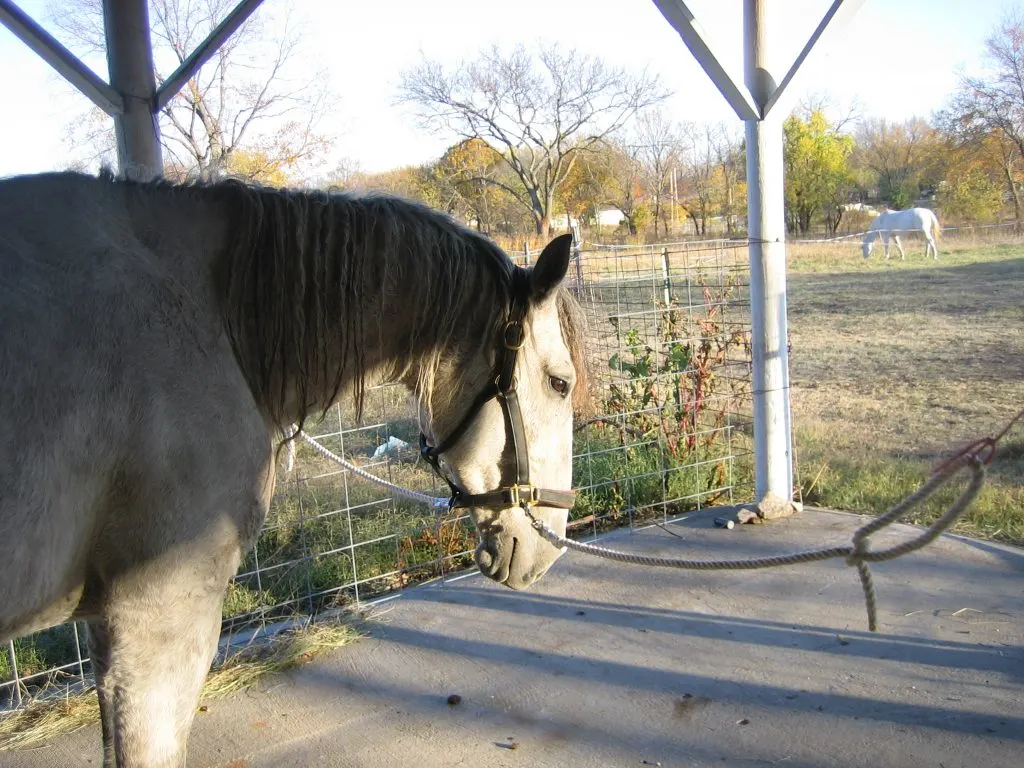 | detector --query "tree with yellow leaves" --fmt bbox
[783,110,855,235]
